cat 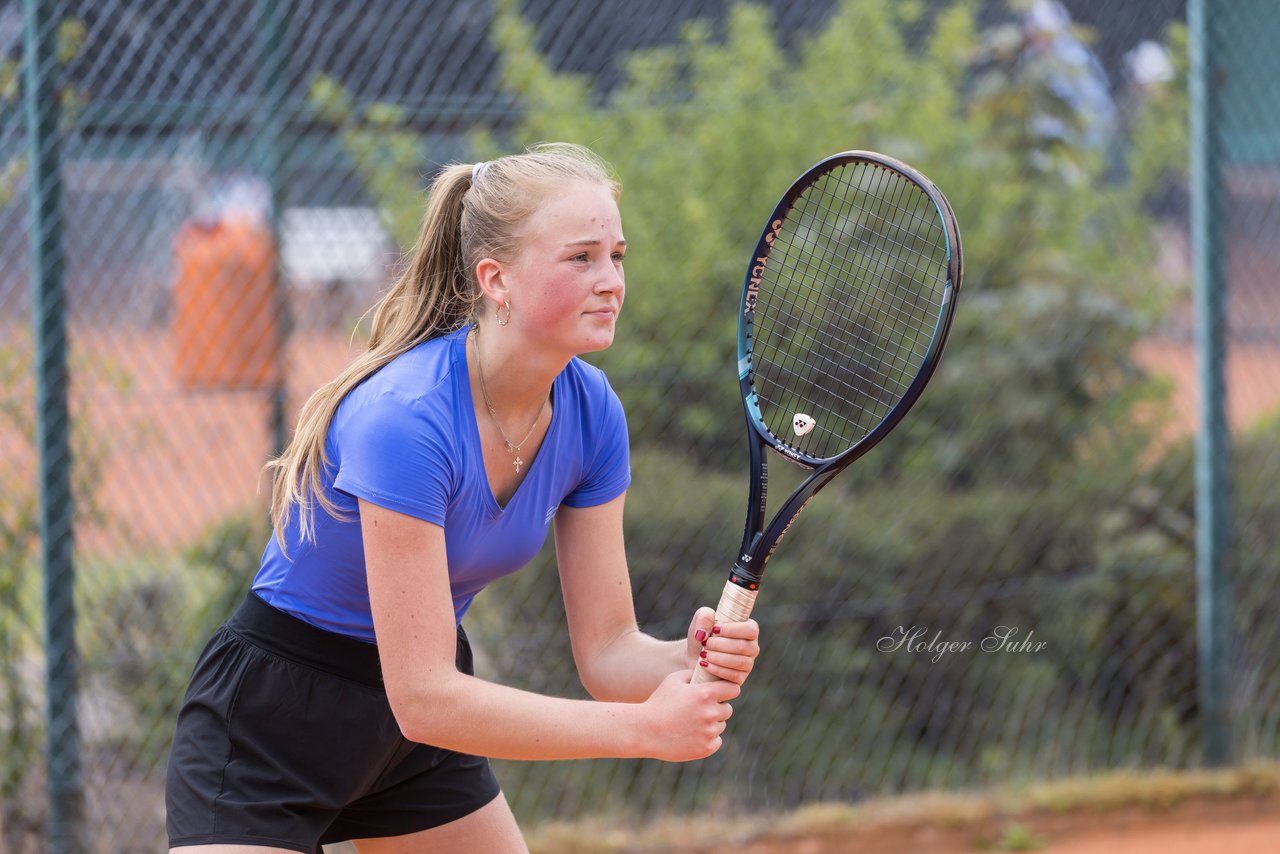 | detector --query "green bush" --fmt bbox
[473,0,1203,811]
[79,510,269,767]
[321,0,1215,817]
